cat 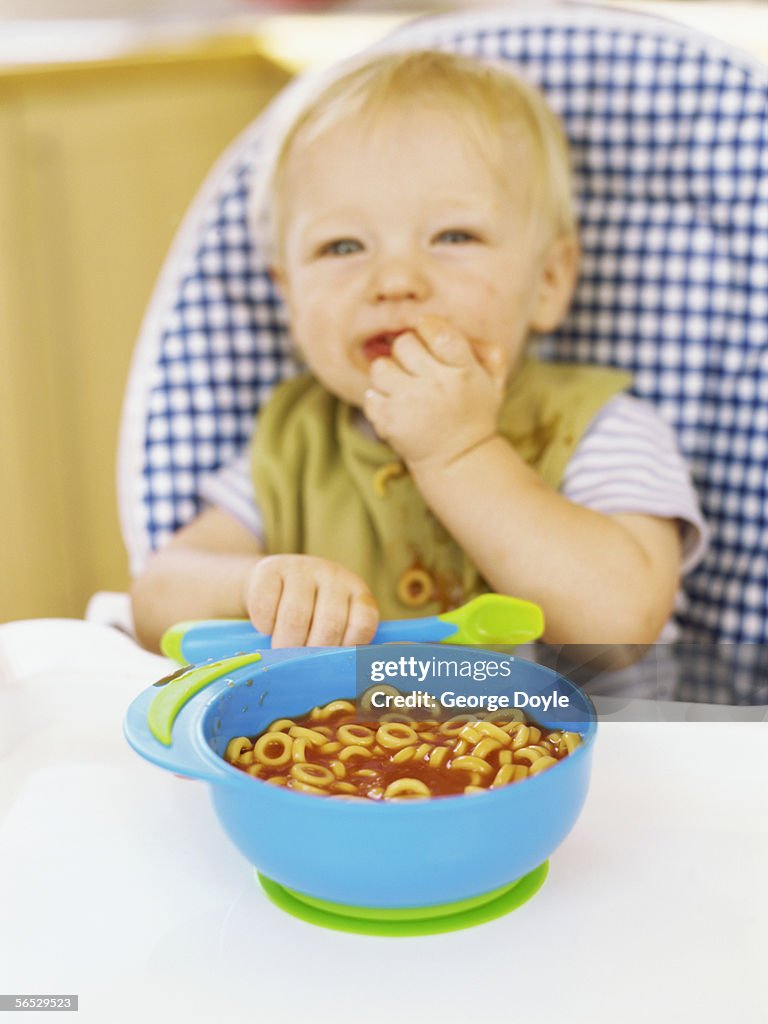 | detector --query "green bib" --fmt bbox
[251,358,630,619]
